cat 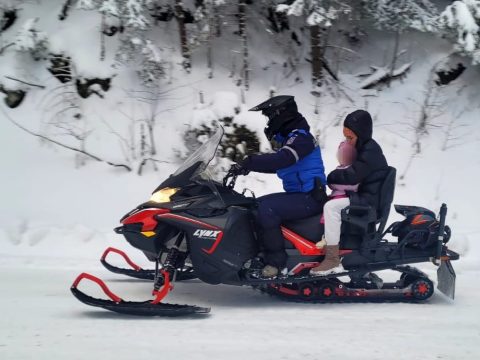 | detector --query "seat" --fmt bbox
[339,166,396,250]
[283,214,324,247]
